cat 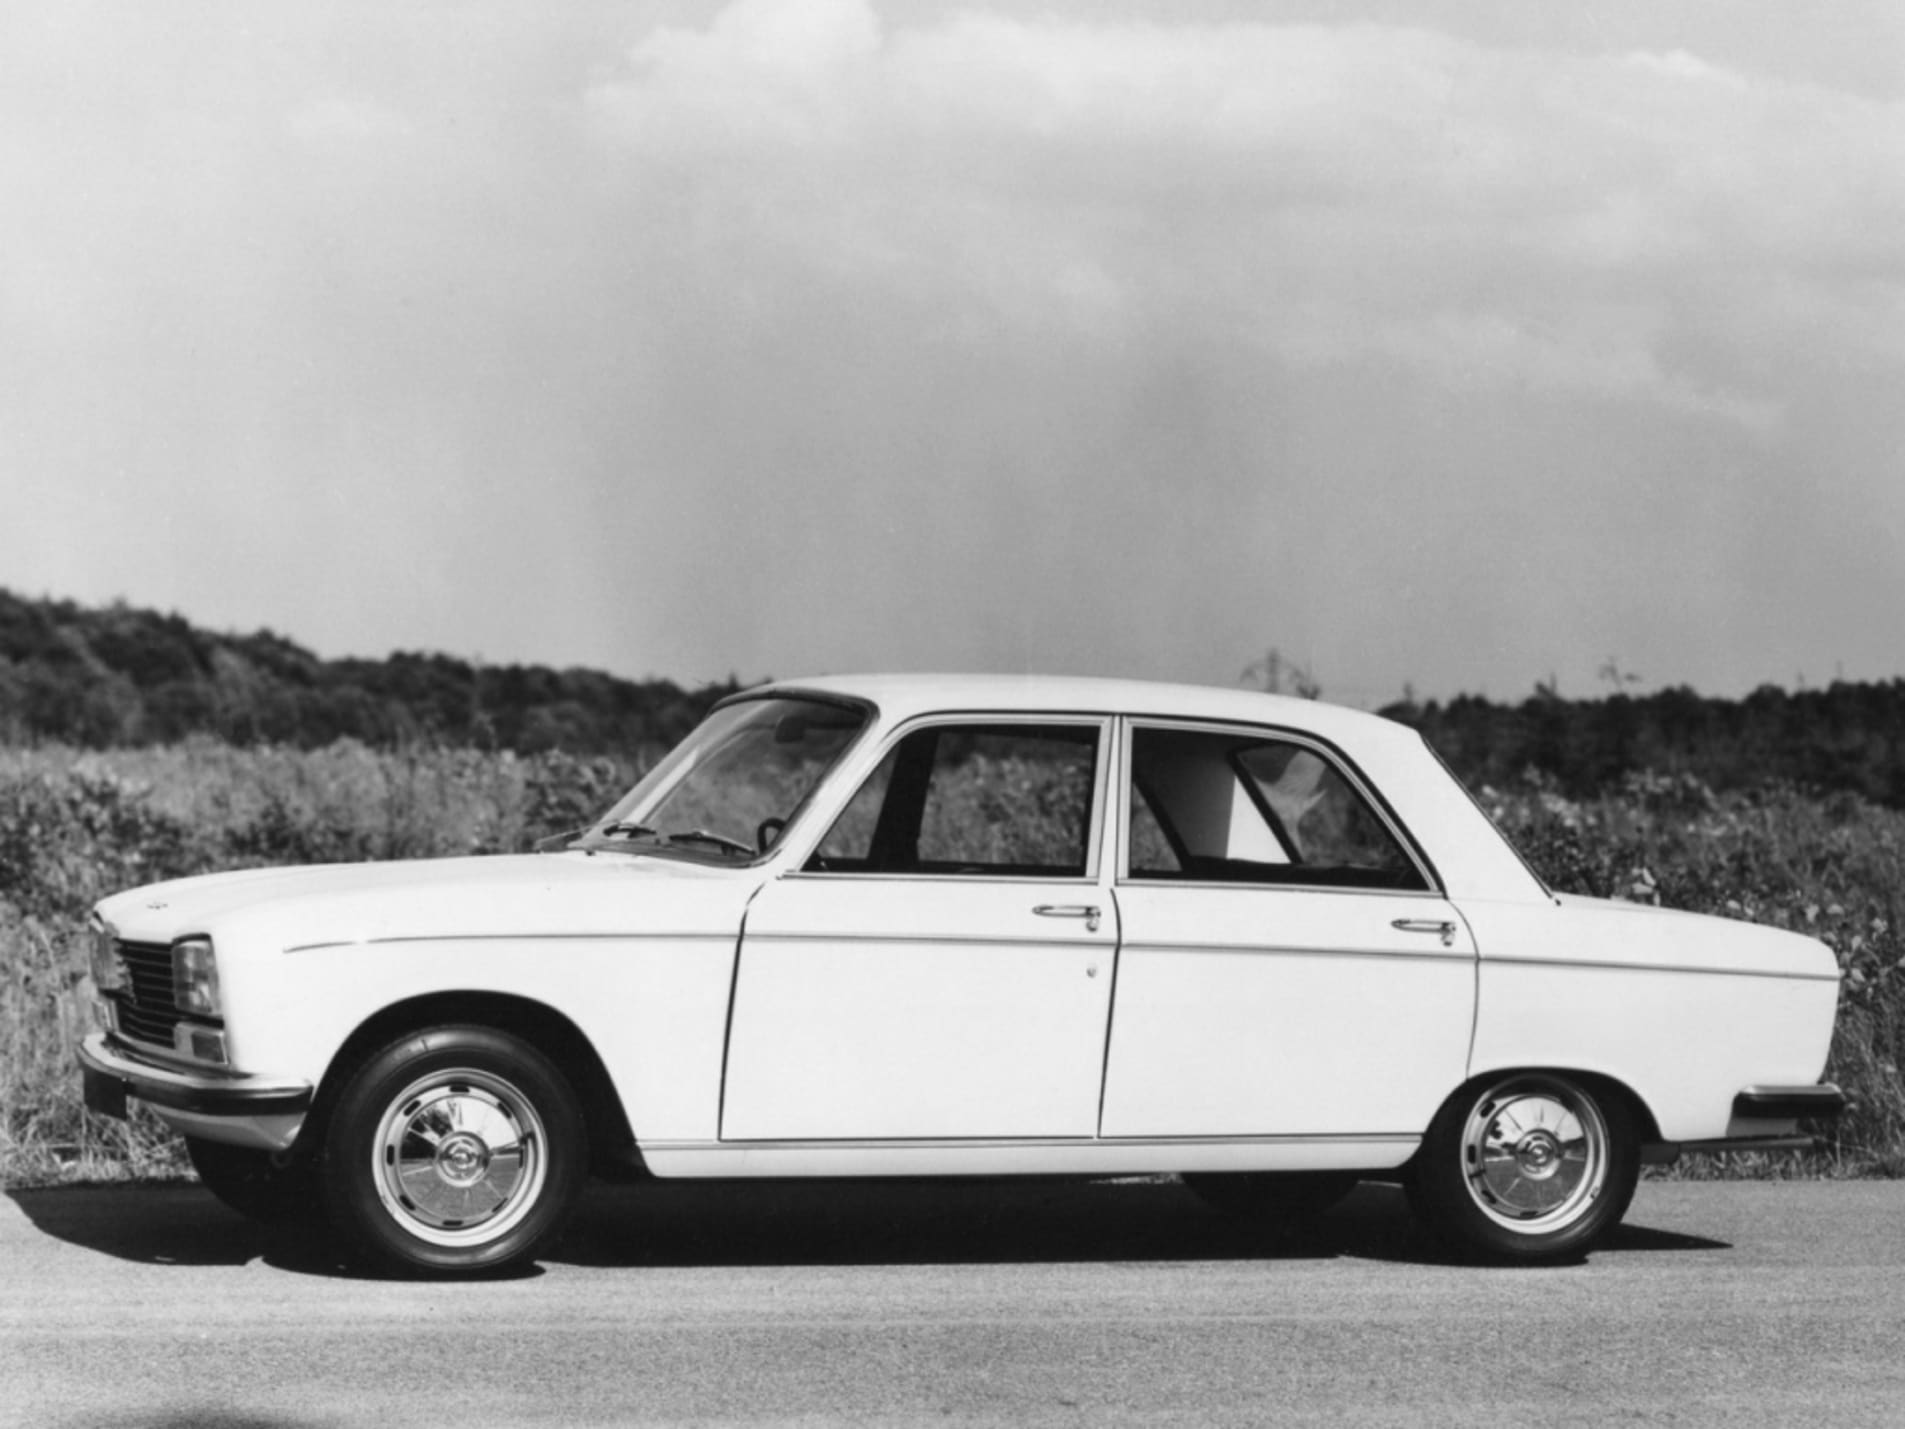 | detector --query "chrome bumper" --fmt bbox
[1641,1082,1846,1165]
[79,1033,313,1121]
[1732,1084,1846,1121]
